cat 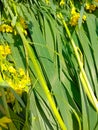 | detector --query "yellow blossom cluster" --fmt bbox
[2,65,30,102]
[0,24,13,33]
[70,8,86,26]
[19,17,28,35]
[0,44,11,58]
[60,0,65,6]
[4,67,30,103]
[85,3,96,12]
[0,116,11,130]
[19,17,27,29]
[0,44,31,103]
[0,17,28,35]
[7,67,30,93]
